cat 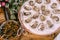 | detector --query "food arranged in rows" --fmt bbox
[20,0,60,35]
